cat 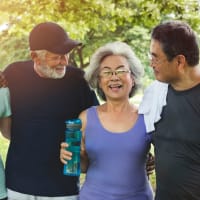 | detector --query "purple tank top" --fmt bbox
[79,106,153,200]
